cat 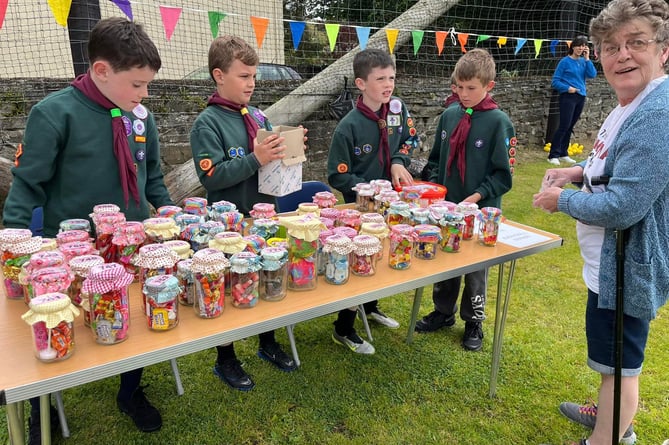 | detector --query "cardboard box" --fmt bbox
[257,126,306,197]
